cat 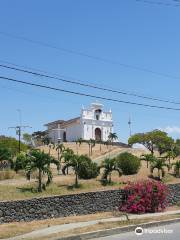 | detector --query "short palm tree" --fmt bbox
[140,154,156,168]
[62,151,81,187]
[100,158,122,184]
[87,139,96,156]
[75,138,83,155]
[48,143,54,156]
[26,150,59,192]
[172,160,180,178]
[61,148,75,175]
[150,158,169,180]
[54,143,65,174]
[165,150,176,165]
